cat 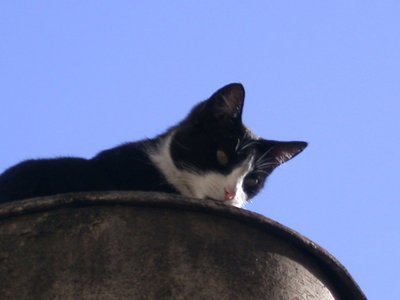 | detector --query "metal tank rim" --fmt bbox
[0,191,366,299]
